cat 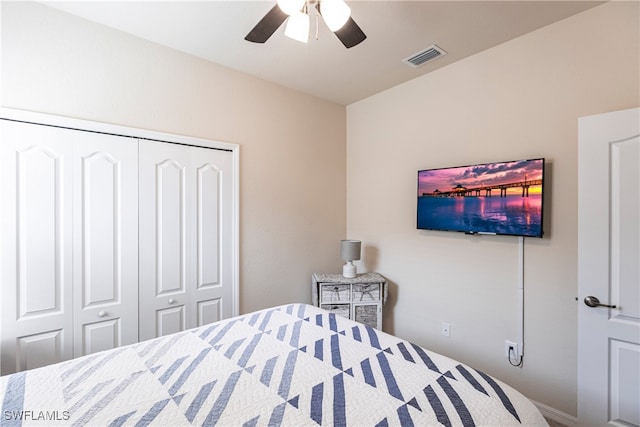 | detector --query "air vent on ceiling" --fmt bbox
[403,44,447,68]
